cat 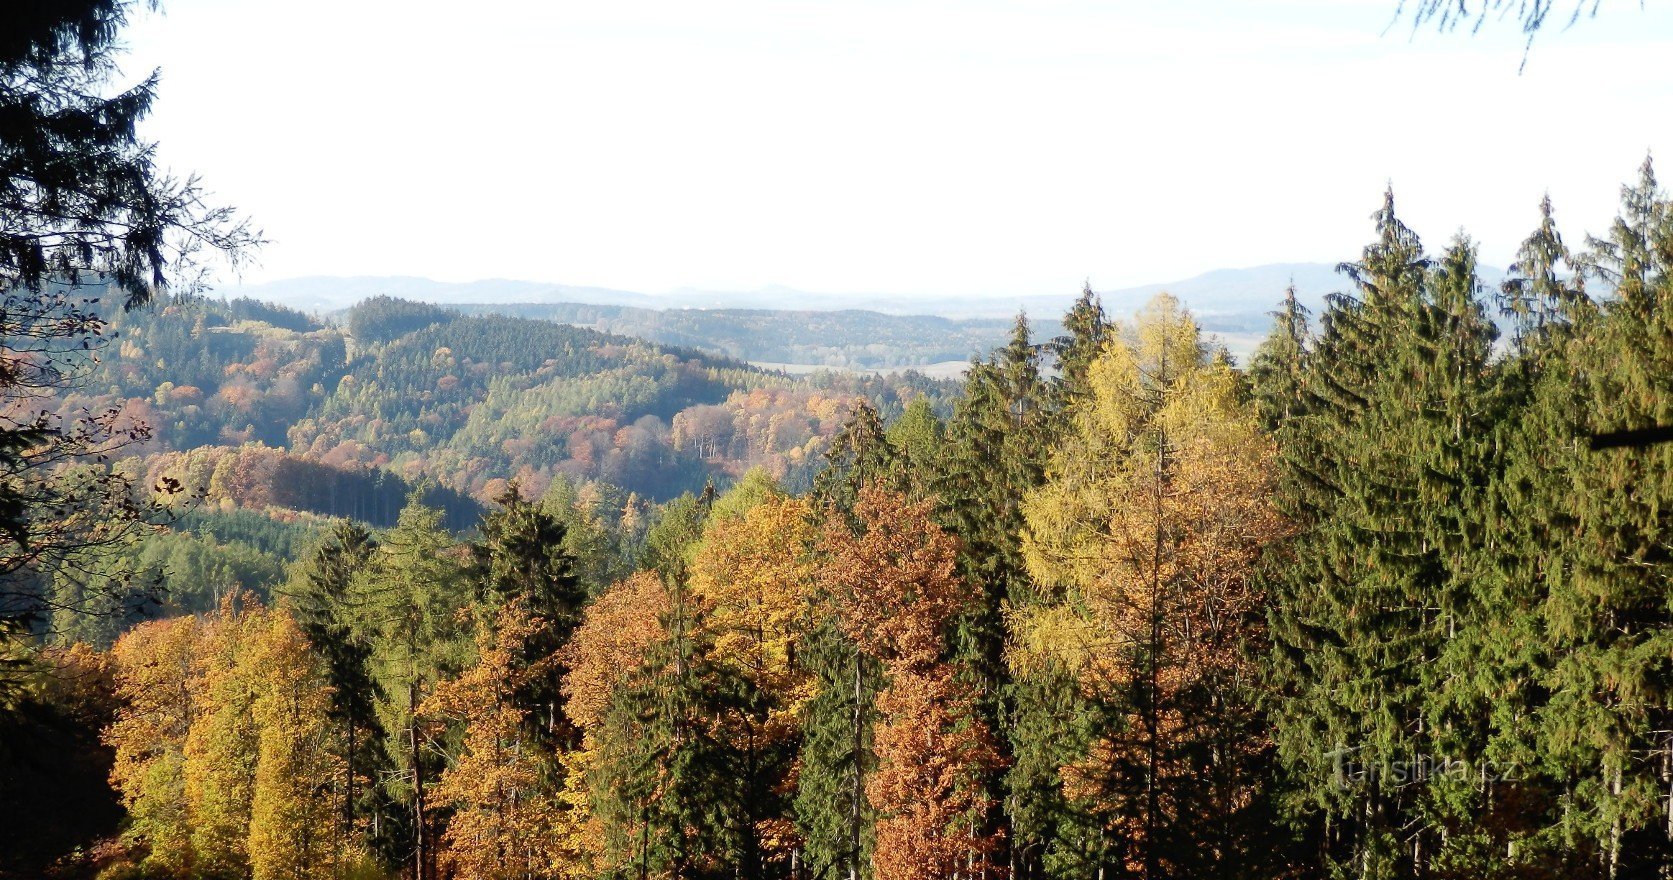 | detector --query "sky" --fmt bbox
[123,0,1673,301]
